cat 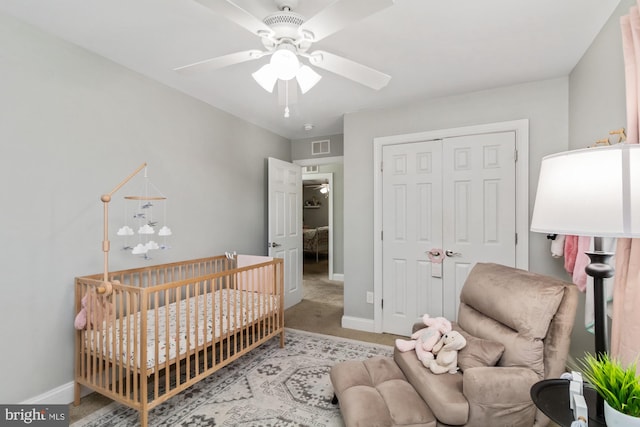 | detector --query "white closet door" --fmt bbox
[381,131,516,335]
[441,131,517,320]
[382,141,443,335]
